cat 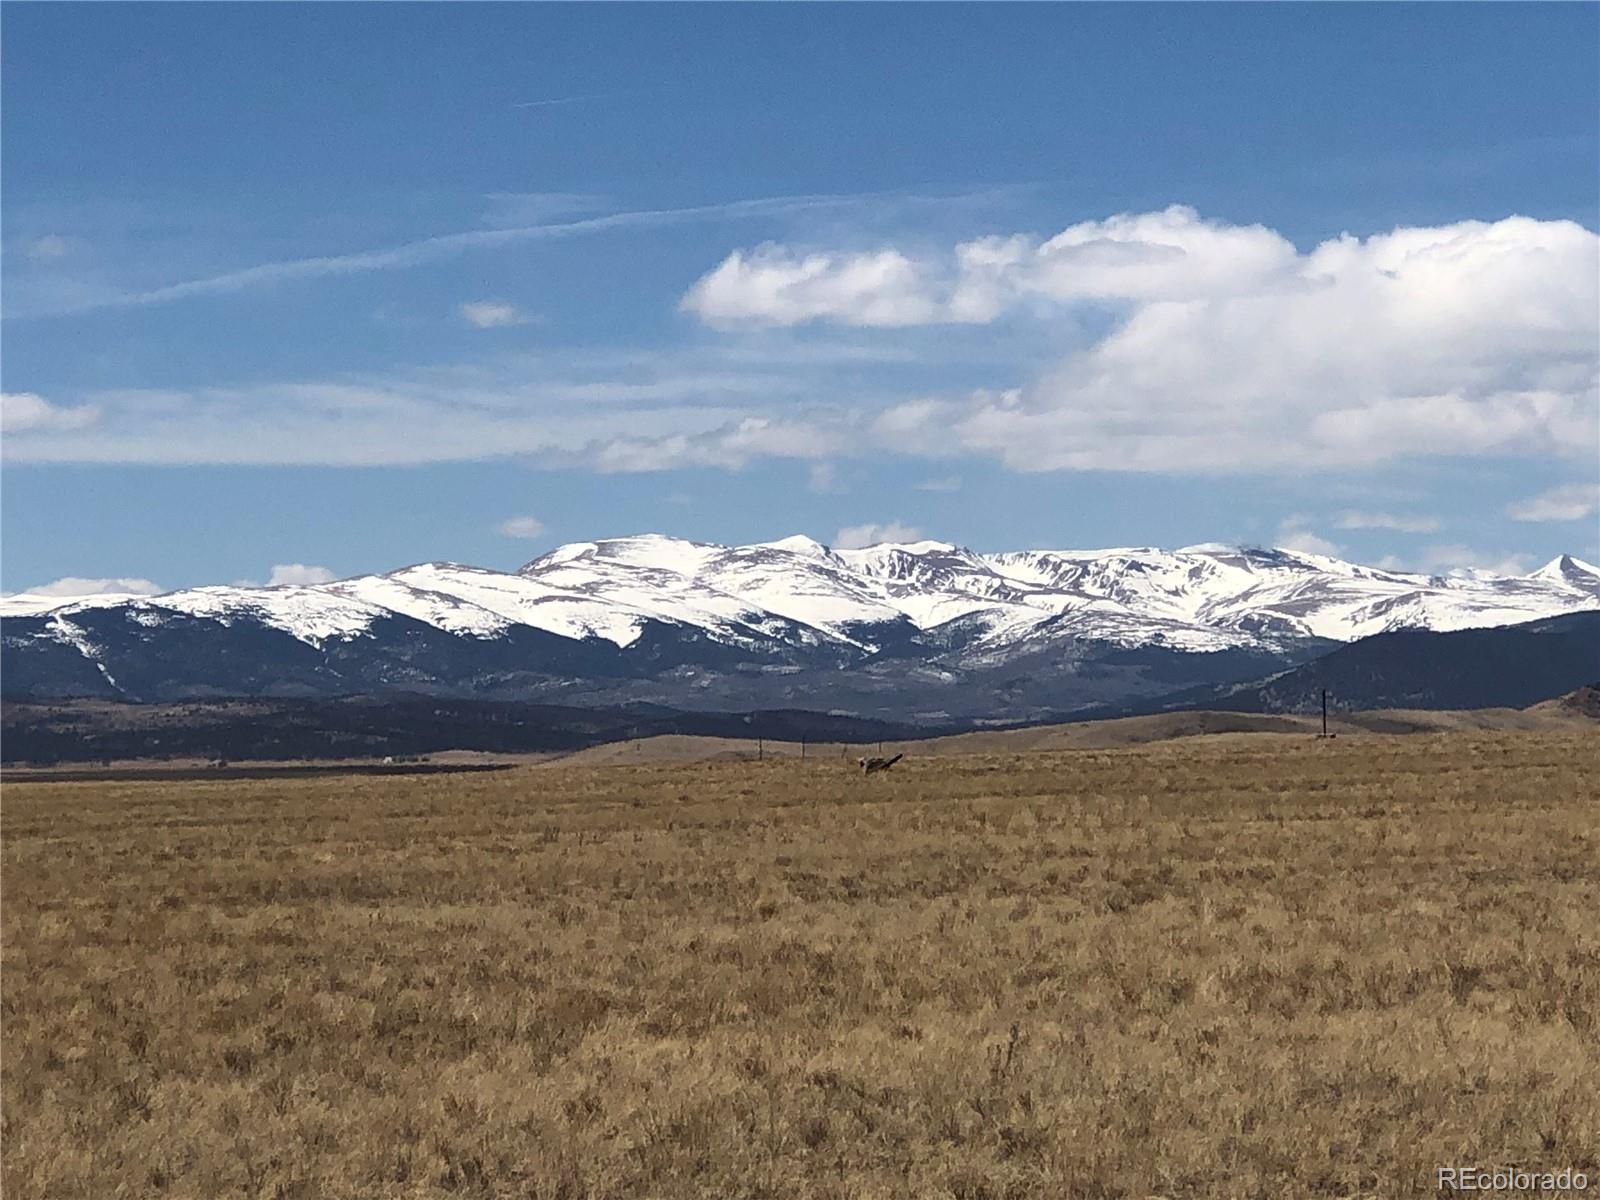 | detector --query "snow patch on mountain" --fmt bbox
[6,538,1596,665]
